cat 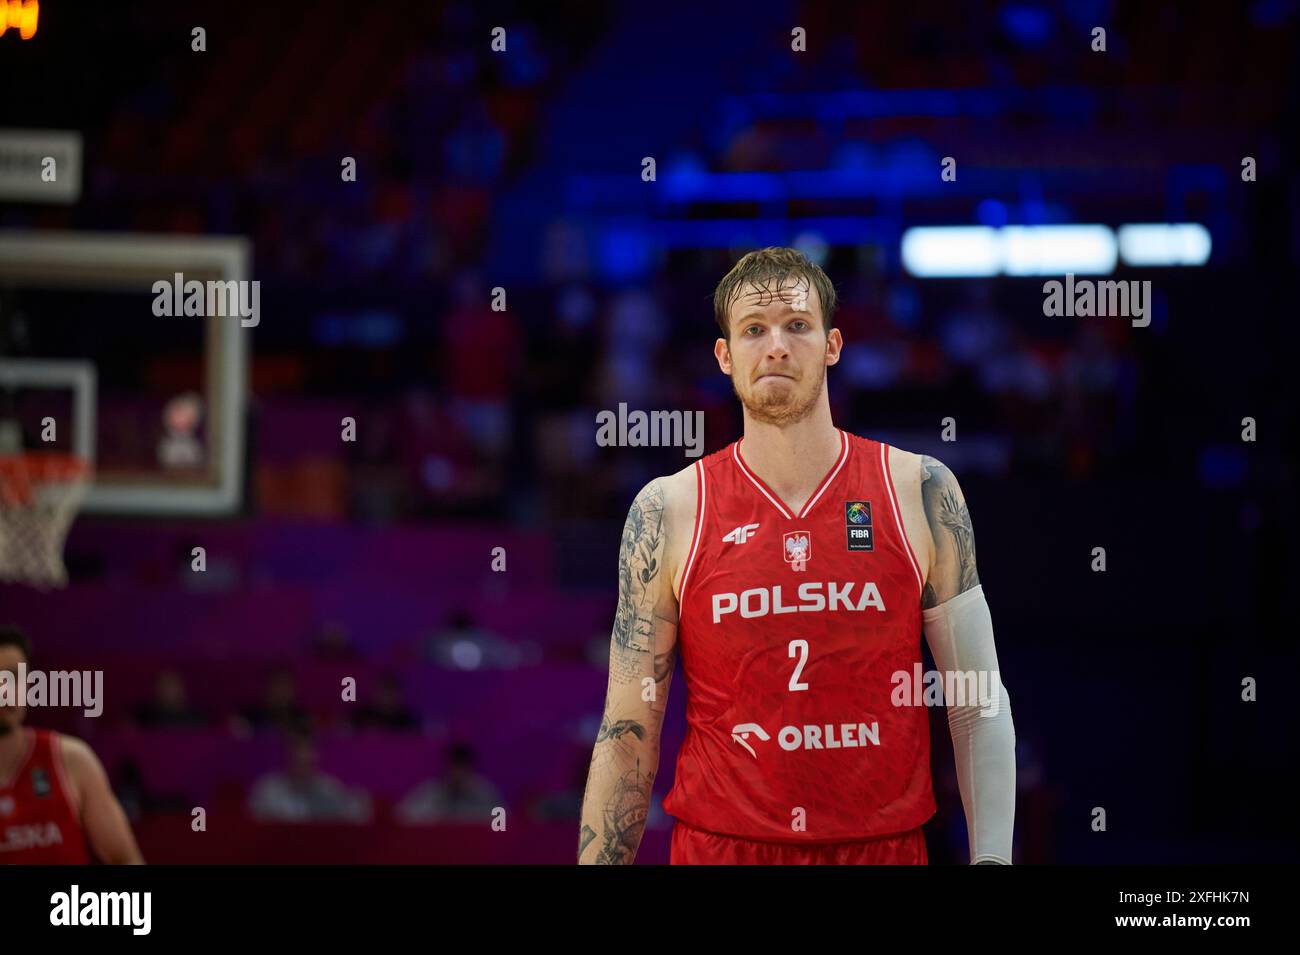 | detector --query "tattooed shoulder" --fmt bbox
[918,455,980,607]
[613,480,667,655]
